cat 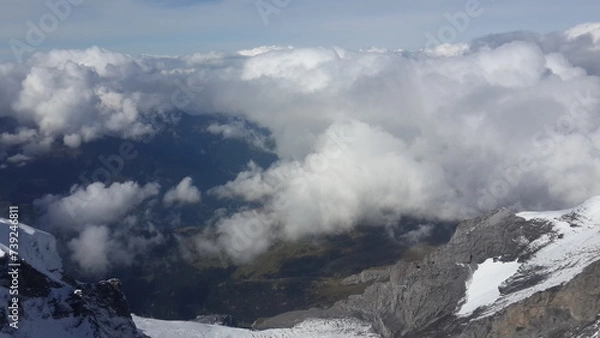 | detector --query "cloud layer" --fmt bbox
[5,23,600,263]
